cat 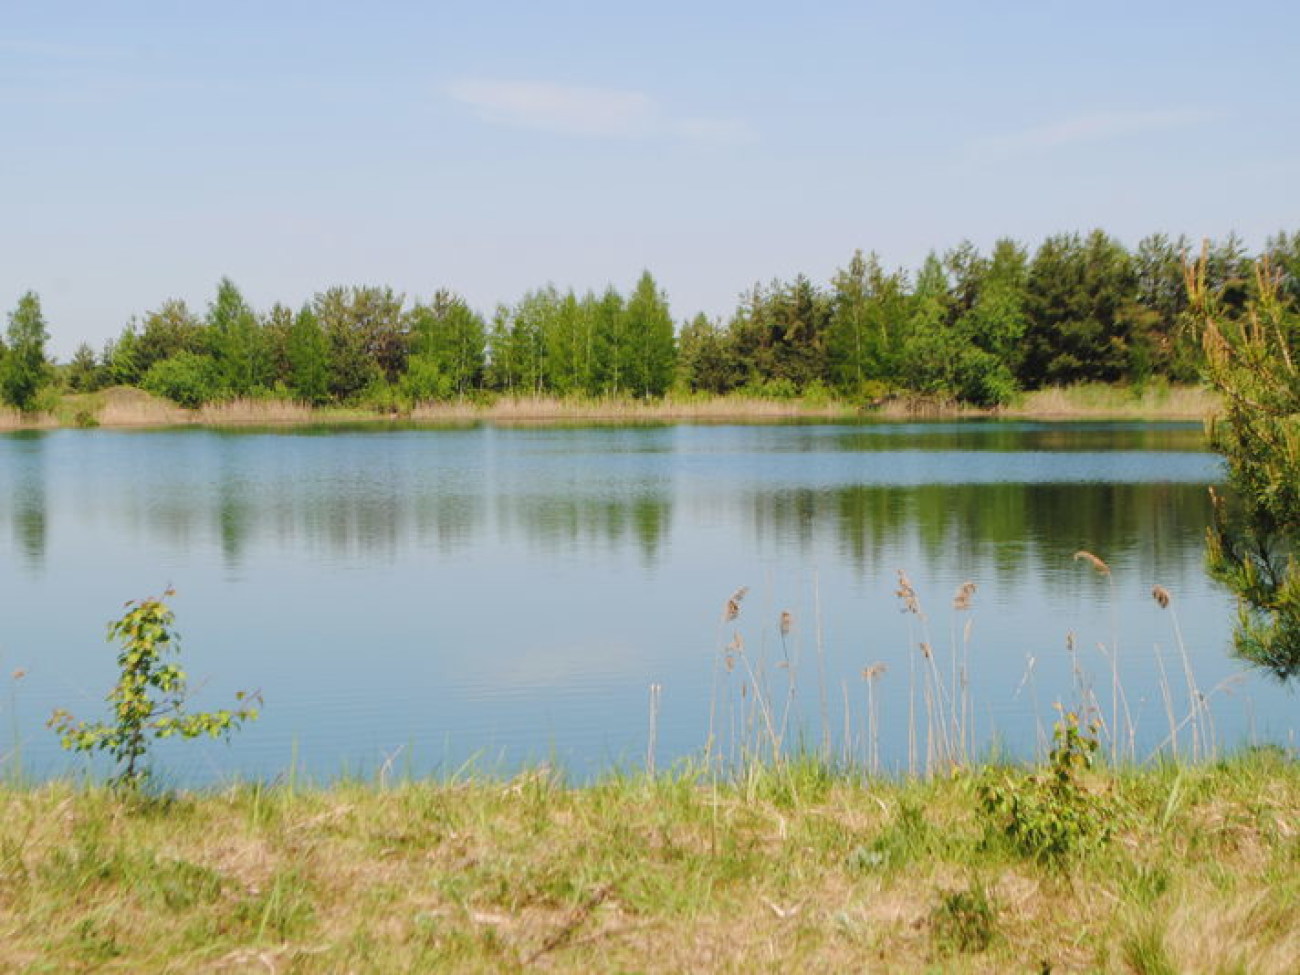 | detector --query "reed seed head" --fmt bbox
[1152,584,1172,609]
[779,610,793,636]
[952,581,977,611]
[895,570,921,615]
[1073,550,1111,576]
[723,586,749,622]
[861,663,887,680]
